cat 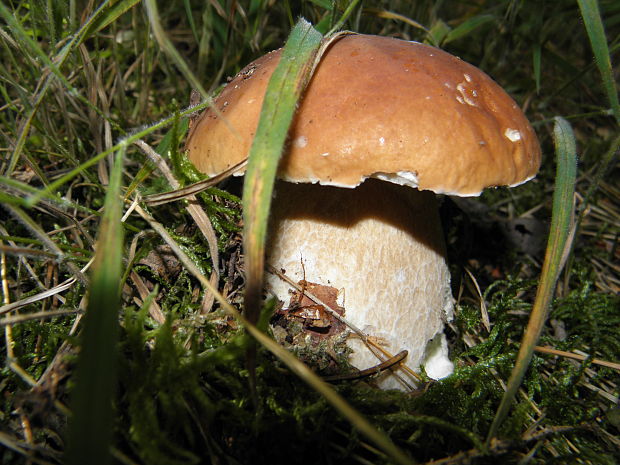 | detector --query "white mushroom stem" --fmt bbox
[265,179,454,390]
